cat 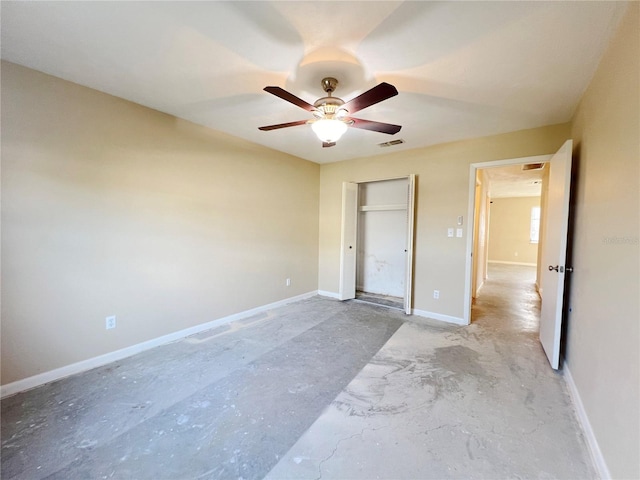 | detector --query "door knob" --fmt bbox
[548,265,570,273]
